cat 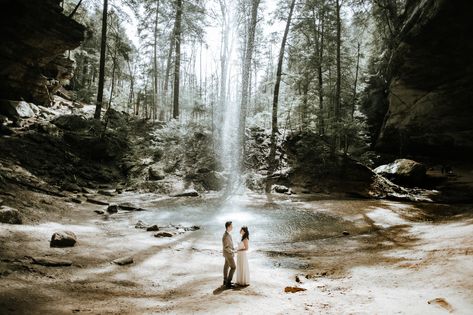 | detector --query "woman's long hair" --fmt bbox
[241,226,249,241]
